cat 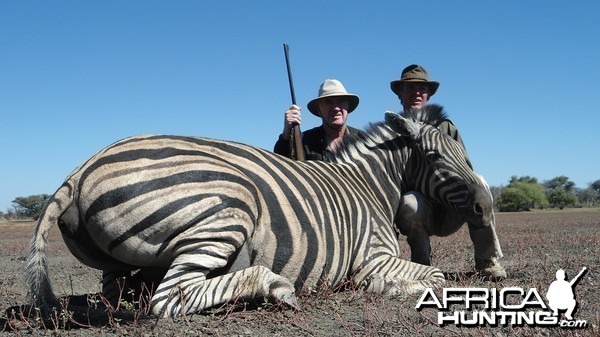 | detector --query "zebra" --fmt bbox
[26,111,493,318]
